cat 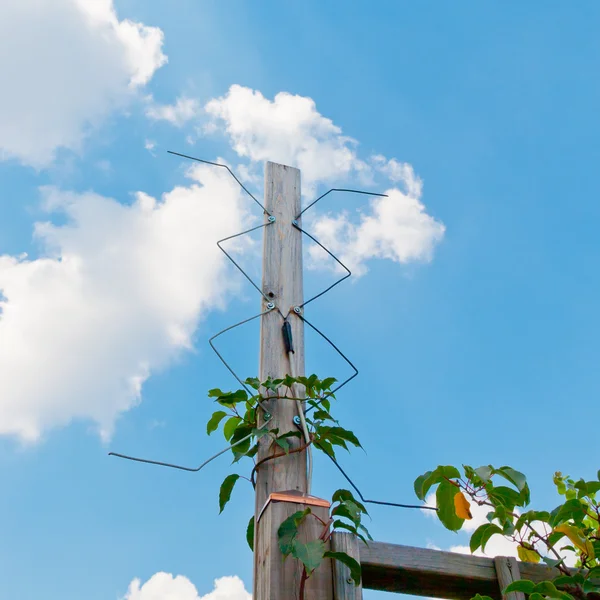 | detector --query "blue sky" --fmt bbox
[1,2,600,599]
